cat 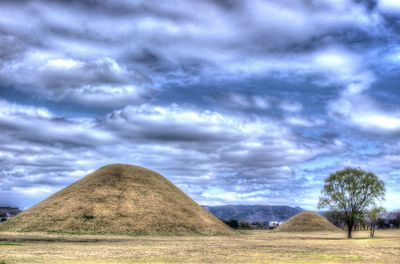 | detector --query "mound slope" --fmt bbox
[275,211,339,232]
[0,164,232,235]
